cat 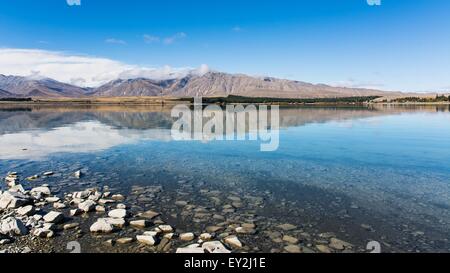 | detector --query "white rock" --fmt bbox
[72,190,91,199]
[176,247,205,253]
[105,217,126,228]
[17,205,35,216]
[95,205,105,212]
[33,228,54,238]
[108,209,127,219]
[136,235,156,246]
[53,202,66,209]
[0,217,28,236]
[224,235,243,249]
[43,211,64,223]
[98,199,115,205]
[45,197,60,203]
[70,208,82,216]
[78,200,96,212]
[63,223,79,230]
[202,241,231,253]
[139,210,160,219]
[9,184,26,193]
[130,220,148,228]
[88,192,102,201]
[163,233,174,239]
[116,203,127,209]
[30,186,51,196]
[199,233,213,241]
[180,232,195,241]
[143,231,158,236]
[158,225,173,233]
[111,194,125,201]
[5,176,19,187]
[74,170,82,178]
[43,223,55,230]
[0,191,30,209]
[90,219,114,233]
